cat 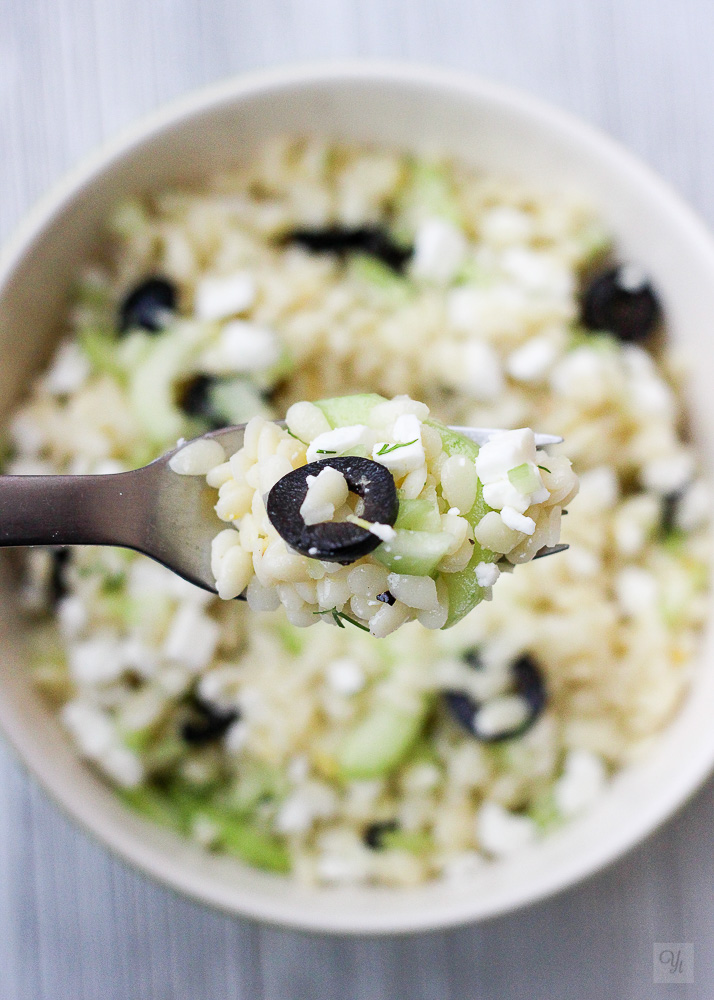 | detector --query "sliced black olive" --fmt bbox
[266,456,399,564]
[363,819,399,850]
[661,488,686,537]
[49,547,70,605]
[462,647,483,670]
[376,590,396,605]
[581,264,660,343]
[178,375,223,429]
[119,276,177,334]
[443,652,546,742]
[180,696,239,745]
[283,225,413,274]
